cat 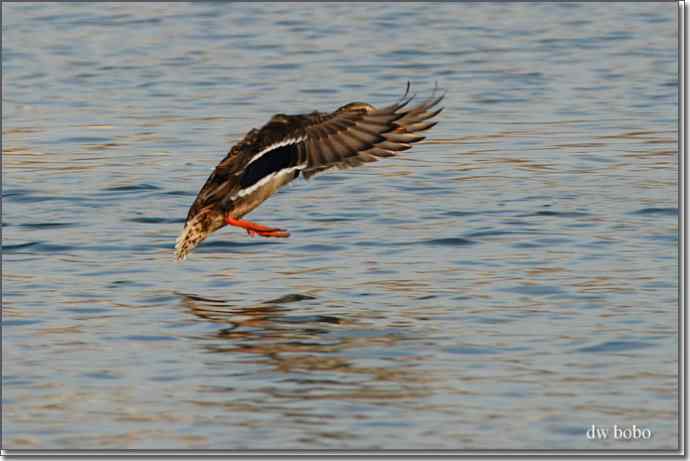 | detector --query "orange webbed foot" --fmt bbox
[226,216,290,239]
